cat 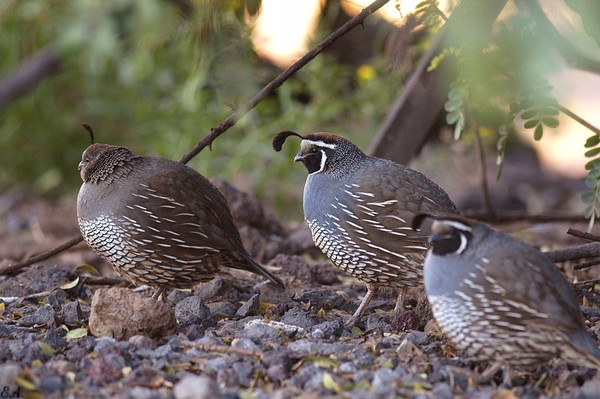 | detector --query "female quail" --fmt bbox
[273,131,460,327]
[413,214,600,381]
[77,143,284,298]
